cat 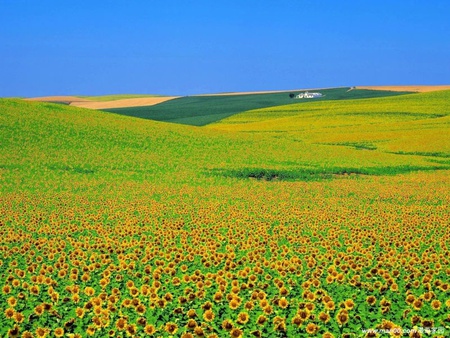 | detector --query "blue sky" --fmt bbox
[1,0,449,96]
